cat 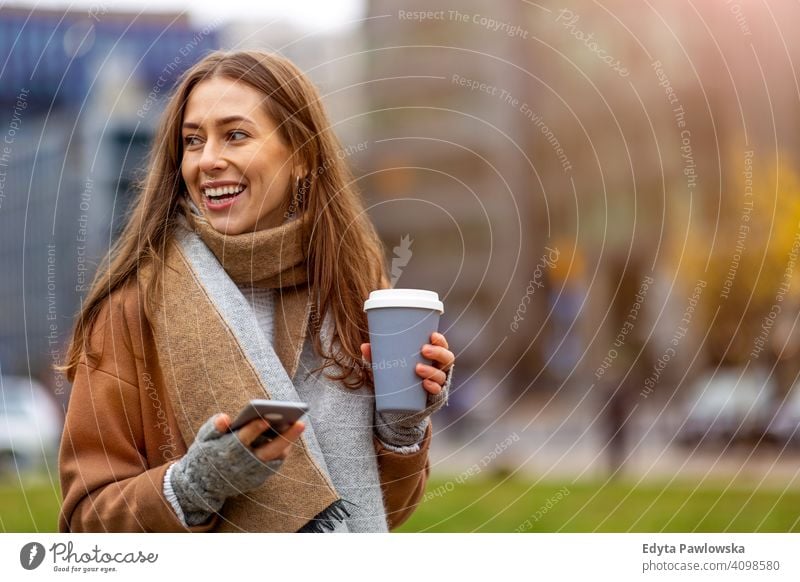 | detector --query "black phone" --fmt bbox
[229,400,309,448]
